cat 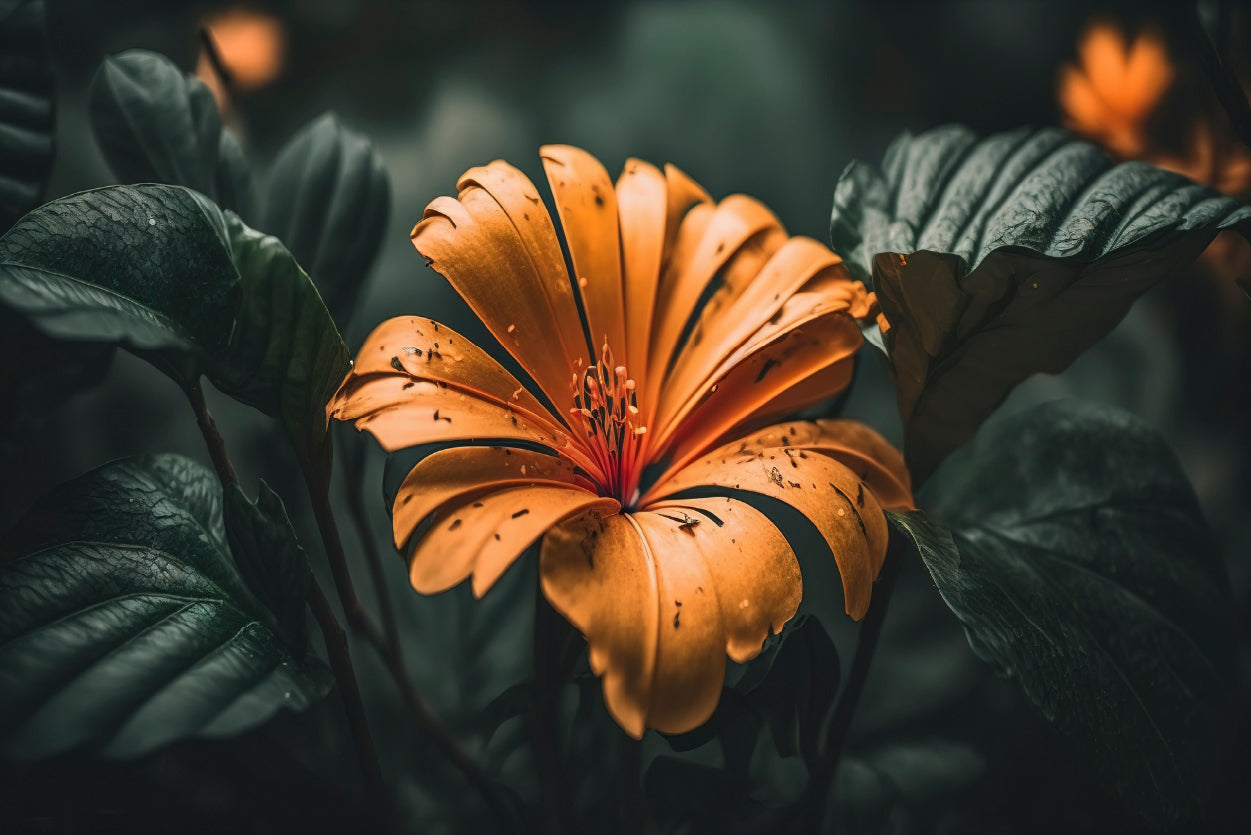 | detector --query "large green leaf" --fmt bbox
[89,49,387,329]
[223,481,313,653]
[88,50,255,220]
[215,212,352,472]
[830,125,1251,481]
[0,455,331,760]
[920,399,1236,830]
[0,0,54,231]
[260,113,390,327]
[0,184,350,472]
[0,185,237,359]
